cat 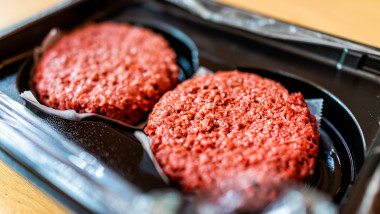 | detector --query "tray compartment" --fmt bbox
[1,0,378,213]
